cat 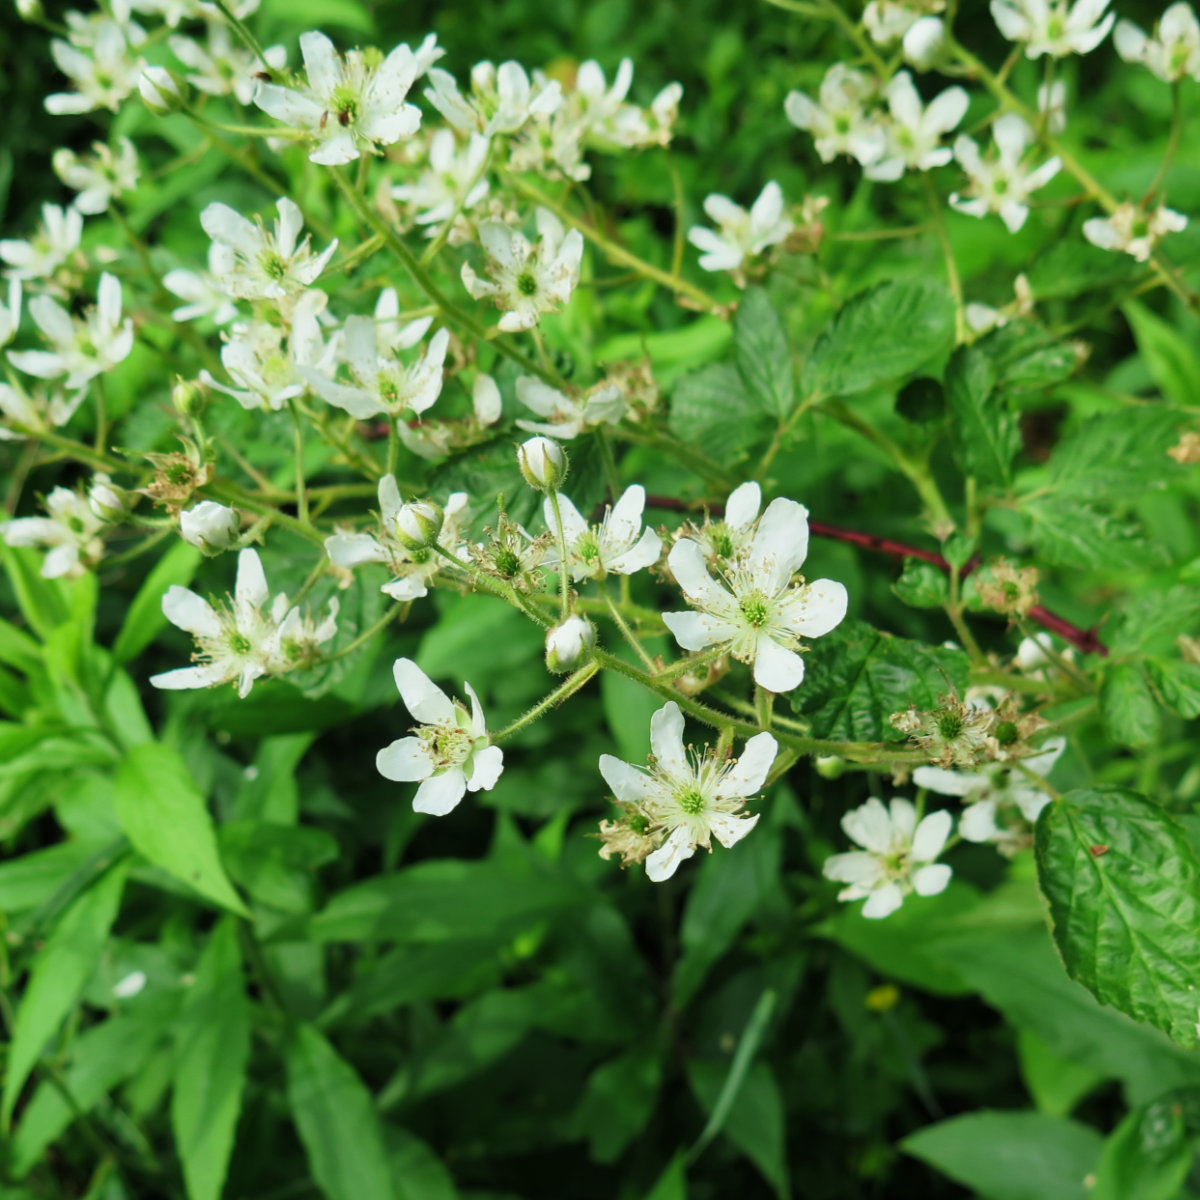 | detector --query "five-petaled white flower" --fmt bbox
[52,138,139,216]
[1115,3,1200,80]
[823,797,953,918]
[169,23,288,105]
[392,130,491,230]
[687,182,793,274]
[1082,202,1188,262]
[599,700,777,882]
[950,114,1062,232]
[163,243,241,326]
[461,208,583,332]
[376,657,503,815]
[544,484,662,581]
[785,65,885,166]
[200,197,337,307]
[45,16,146,115]
[865,72,969,182]
[2,485,106,578]
[991,0,1115,58]
[663,497,848,693]
[515,375,625,440]
[680,480,764,570]
[424,60,562,137]
[0,203,83,281]
[254,31,422,165]
[9,273,134,389]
